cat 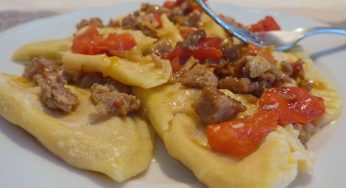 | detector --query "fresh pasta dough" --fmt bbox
[12,38,72,60]
[0,73,154,182]
[62,52,172,88]
[157,15,183,46]
[134,83,314,188]
[134,51,341,188]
